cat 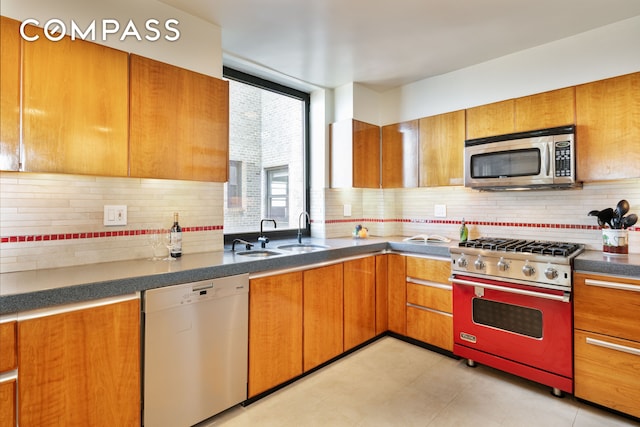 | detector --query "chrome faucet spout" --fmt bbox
[297,211,310,244]
[259,219,277,248]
